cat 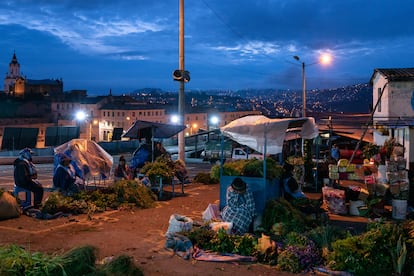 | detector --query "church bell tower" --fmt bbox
[4,51,22,94]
